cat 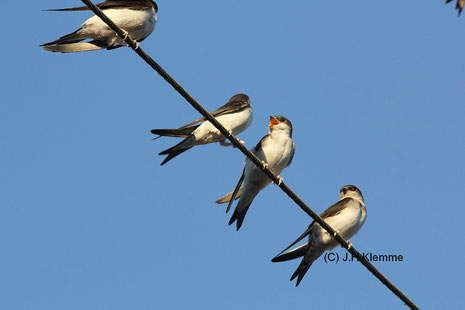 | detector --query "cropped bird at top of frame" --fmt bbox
[446,0,464,15]
[151,94,253,166]
[216,116,295,231]
[272,185,367,286]
[41,0,158,53]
